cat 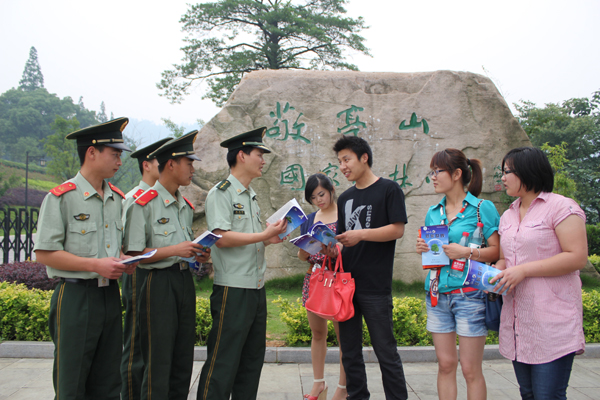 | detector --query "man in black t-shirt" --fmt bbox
[333,136,408,400]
